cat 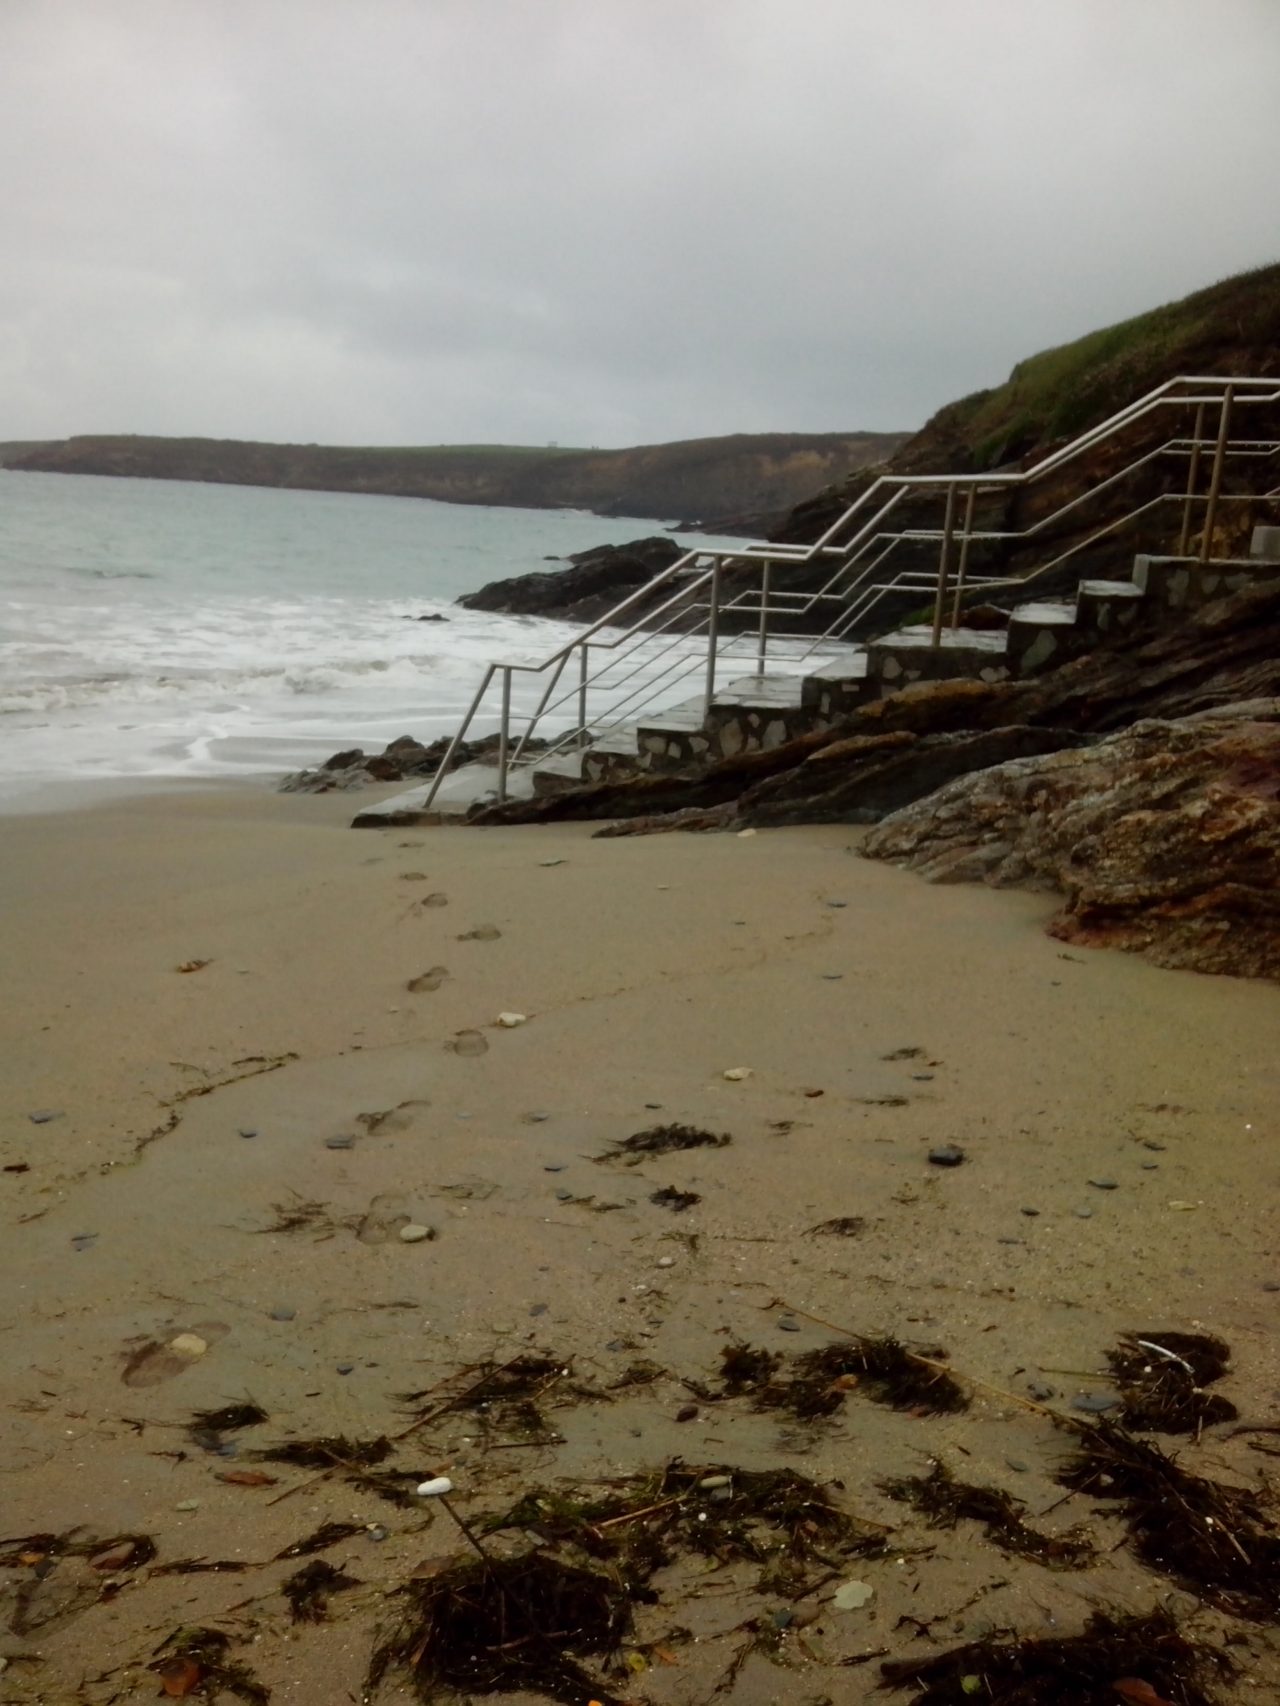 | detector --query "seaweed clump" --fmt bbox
[599,1123,731,1161]
[879,1608,1231,1705]
[273,1520,368,1561]
[1108,1332,1238,1433]
[650,1185,701,1212]
[881,1459,1095,1568]
[187,1401,268,1453]
[369,1552,631,1706]
[148,1627,269,1705]
[0,1531,156,1571]
[282,1559,360,1622]
[718,1342,782,1396]
[1059,1420,1280,1620]
[757,1339,969,1419]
